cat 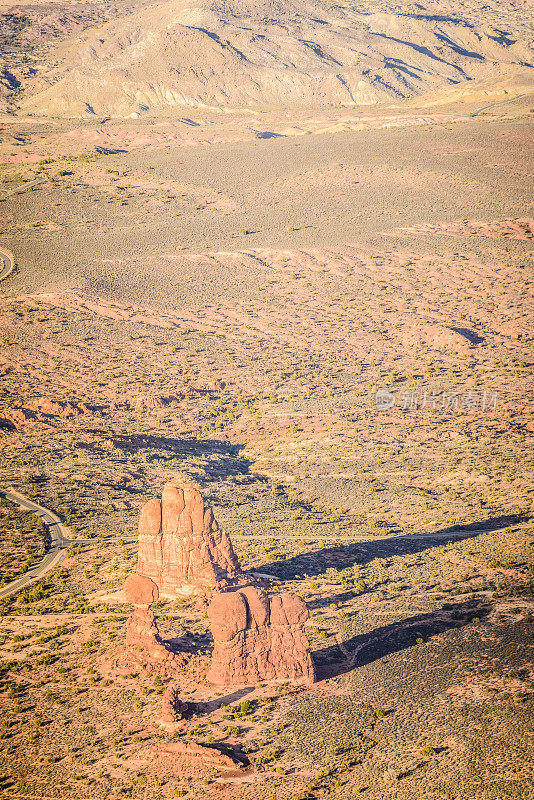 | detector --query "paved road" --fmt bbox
[0,489,71,600]
[472,93,526,116]
[0,246,15,282]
